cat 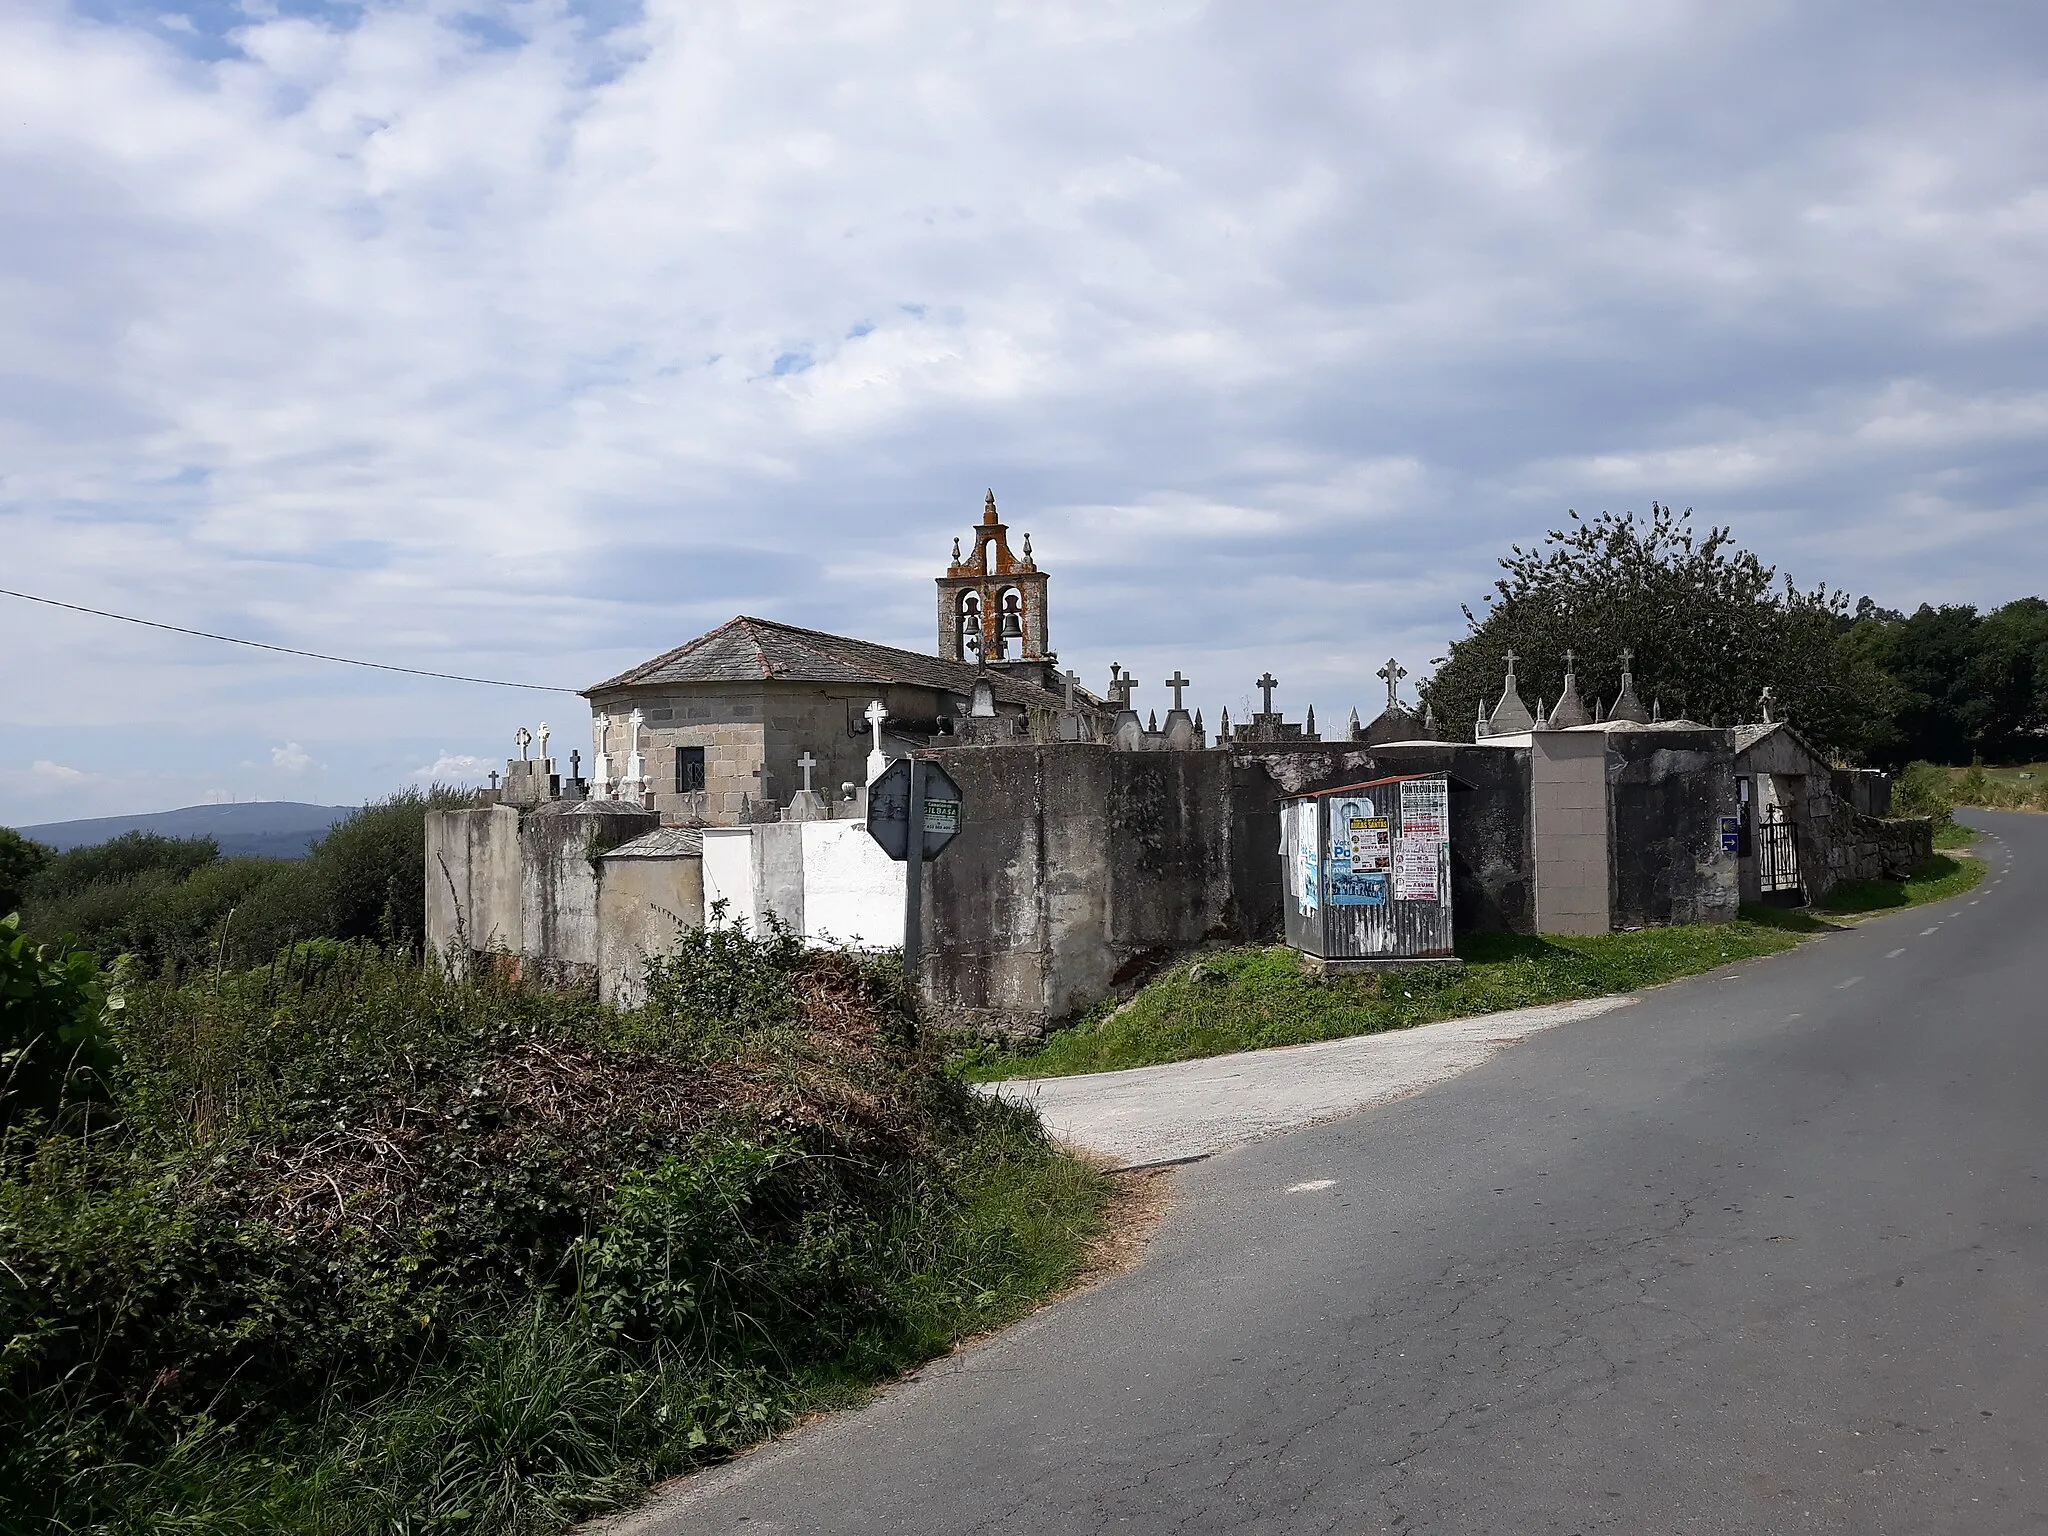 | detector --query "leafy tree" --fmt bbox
[1846,598,2048,765]
[0,828,54,918]
[1419,505,1888,757]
